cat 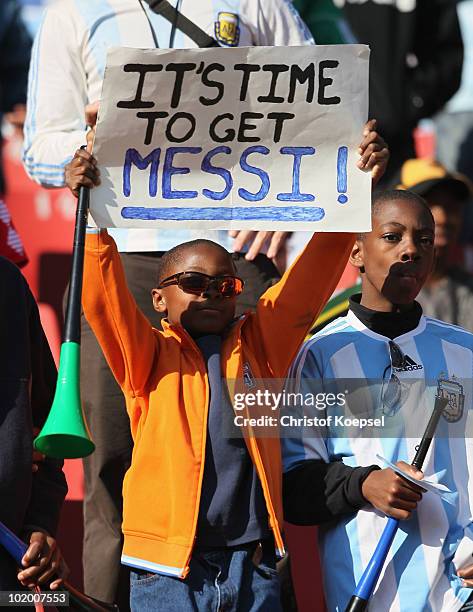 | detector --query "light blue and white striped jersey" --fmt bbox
[282,309,473,612]
[23,0,313,252]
